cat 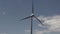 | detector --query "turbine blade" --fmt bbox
[34,15,43,25]
[20,16,31,21]
[32,0,34,14]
